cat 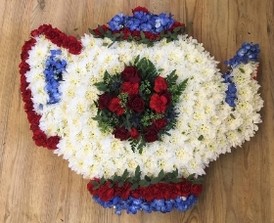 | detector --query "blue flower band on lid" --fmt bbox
[226,42,260,68]
[44,49,67,104]
[93,195,197,215]
[108,11,175,33]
